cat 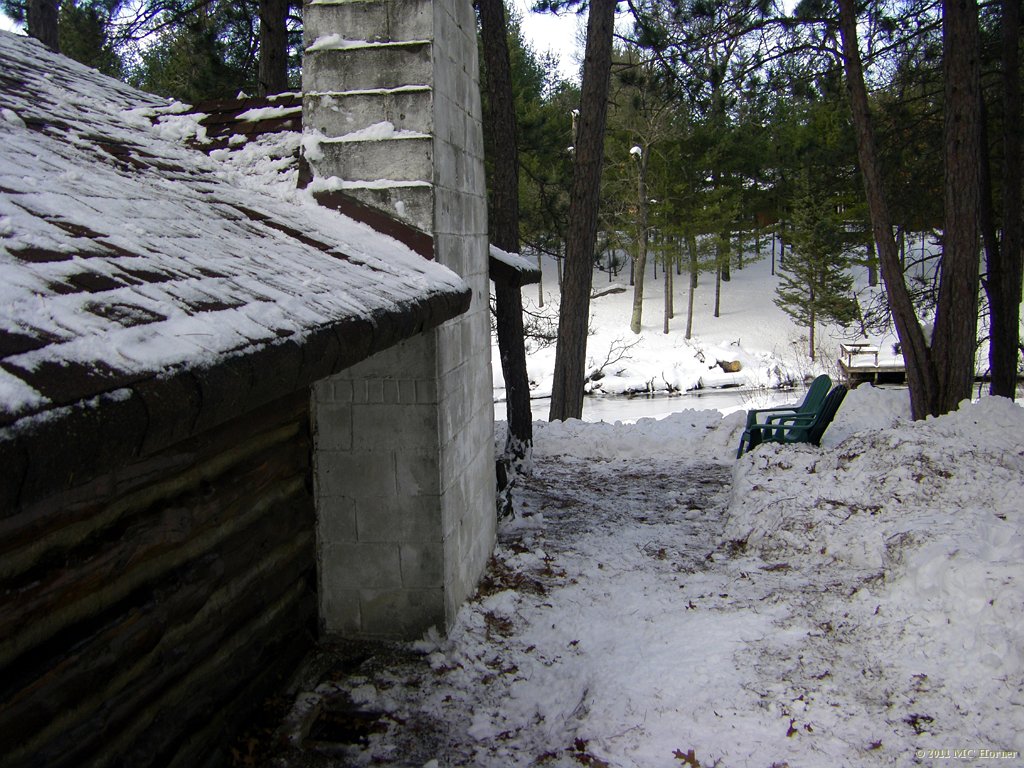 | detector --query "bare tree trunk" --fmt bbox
[549,0,616,421]
[809,294,816,361]
[537,252,544,307]
[663,247,672,334]
[258,0,290,96]
[686,233,697,339]
[667,237,675,317]
[629,147,650,334]
[931,0,983,412]
[721,232,731,281]
[838,0,938,419]
[714,263,722,318]
[713,234,729,317]
[866,235,879,287]
[985,0,1023,398]
[27,0,59,51]
[480,0,533,460]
